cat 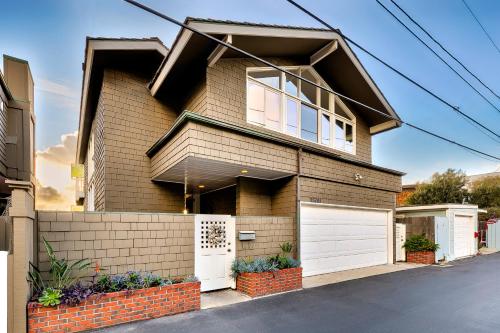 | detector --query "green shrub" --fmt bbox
[38,288,62,307]
[231,255,300,278]
[279,242,293,256]
[403,234,439,252]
